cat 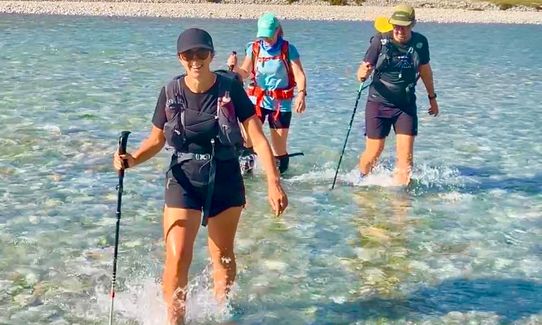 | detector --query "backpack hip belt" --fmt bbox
[247,84,294,118]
